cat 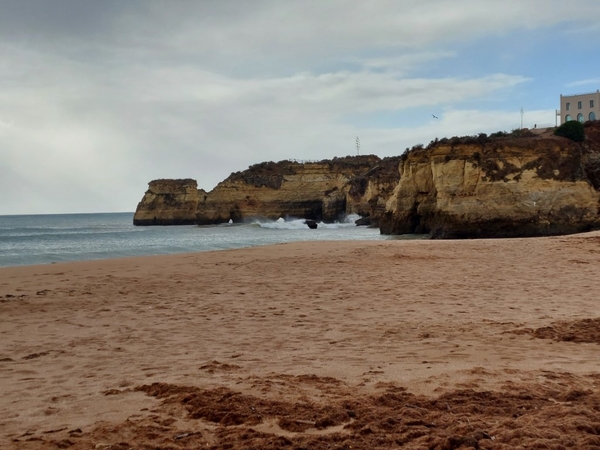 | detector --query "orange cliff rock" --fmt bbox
[380,123,600,238]
[134,122,600,237]
[133,156,401,226]
[133,179,201,225]
[196,156,400,225]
